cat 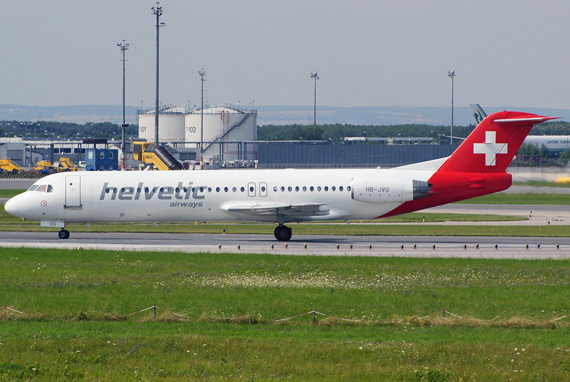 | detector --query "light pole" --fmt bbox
[447,70,456,145]
[117,40,129,170]
[152,2,165,145]
[198,70,206,167]
[310,71,319,129]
